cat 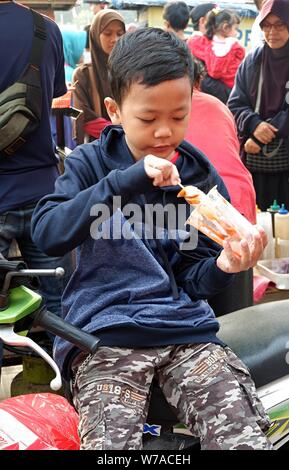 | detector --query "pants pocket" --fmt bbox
[78,396,108,450]
[74,378,148,450]
[225,347,271,433]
